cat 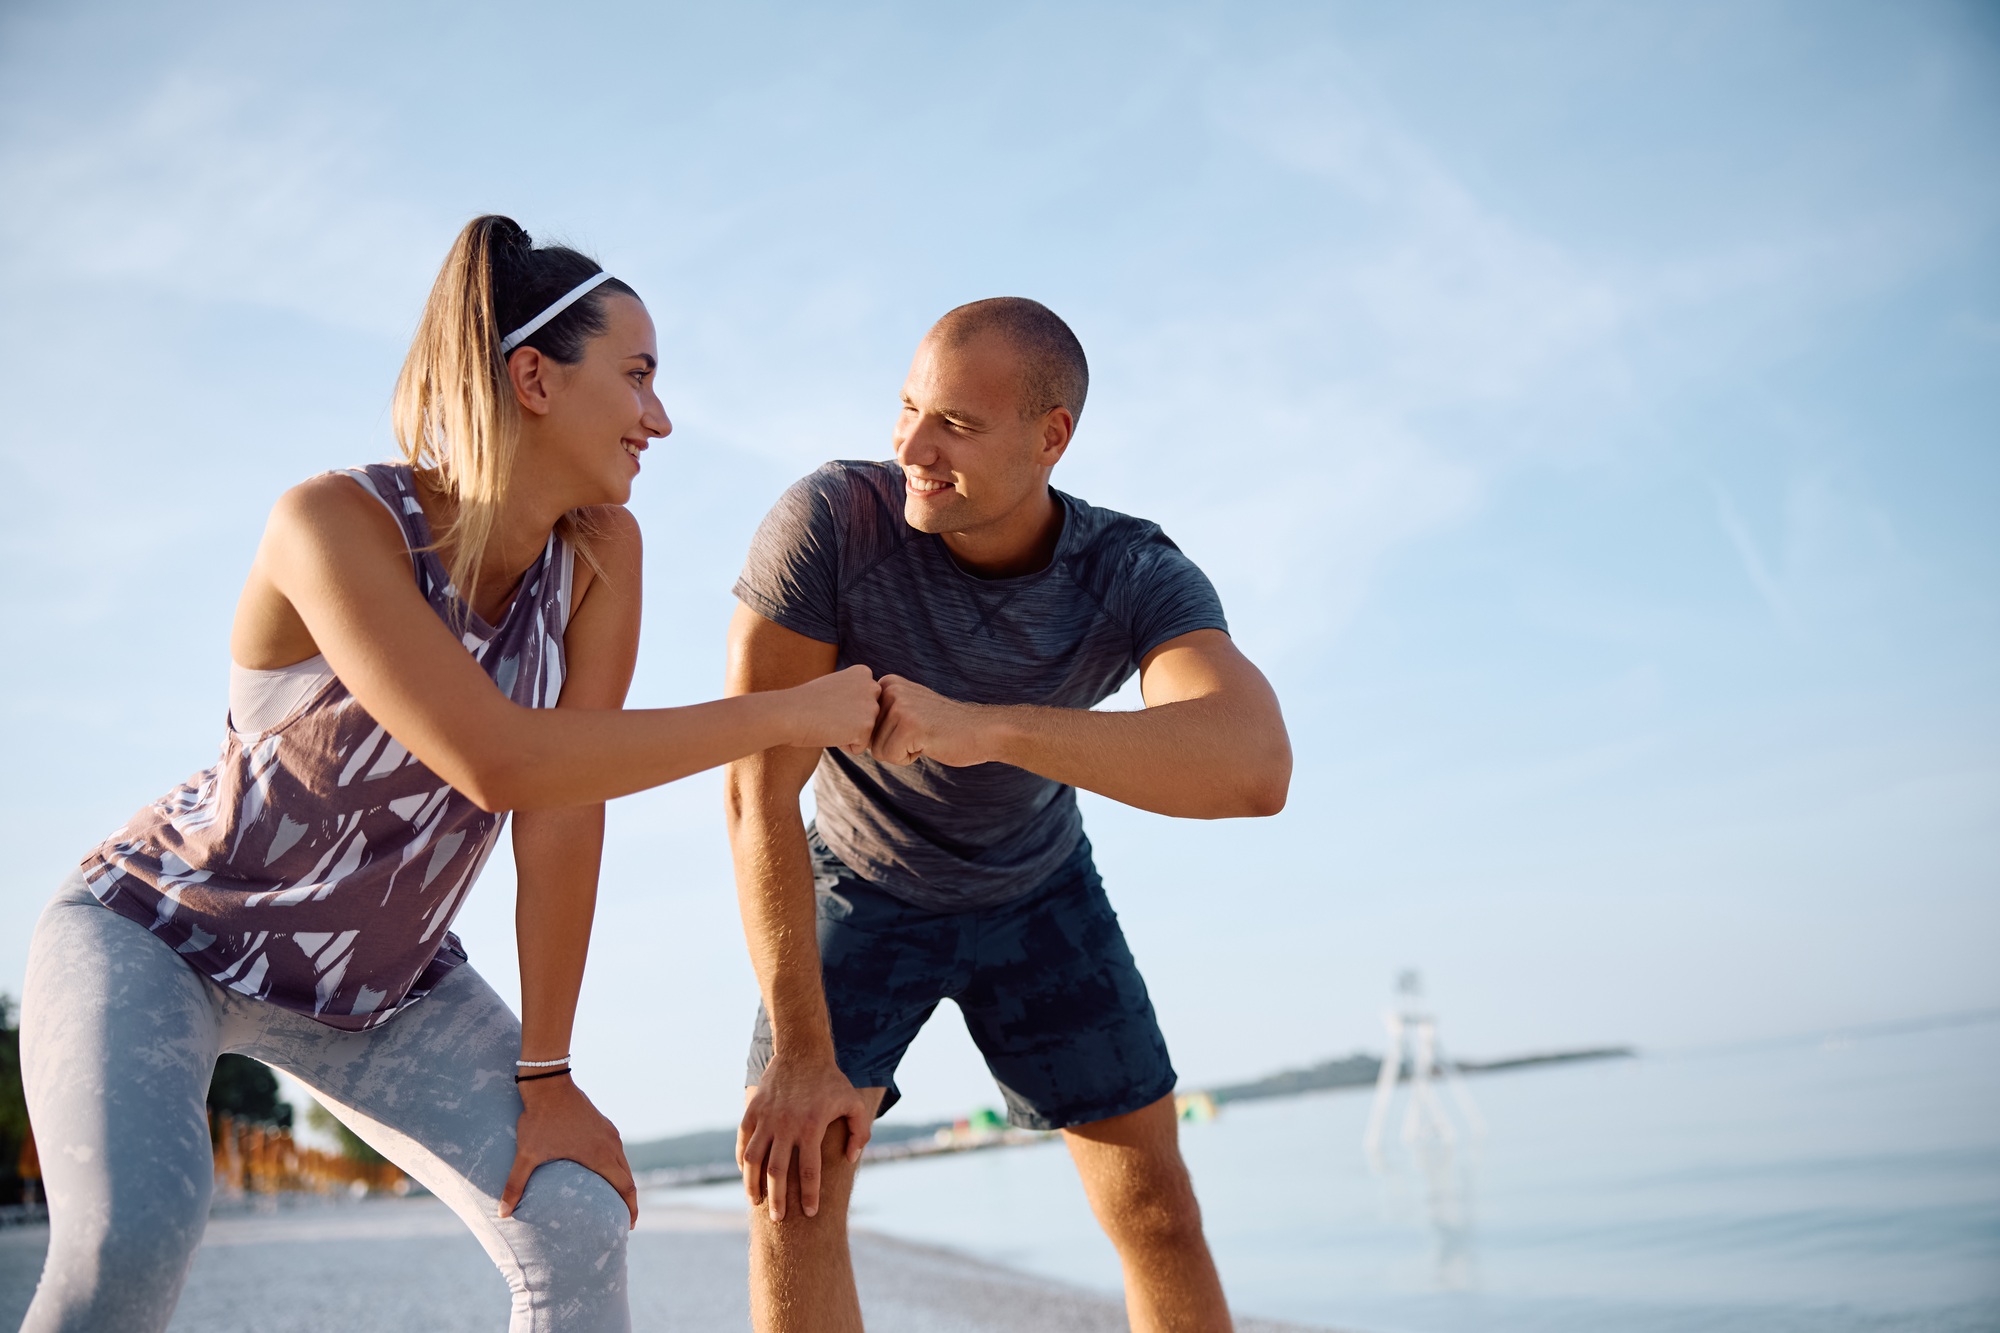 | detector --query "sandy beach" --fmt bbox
[0,1196,1335,1332]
